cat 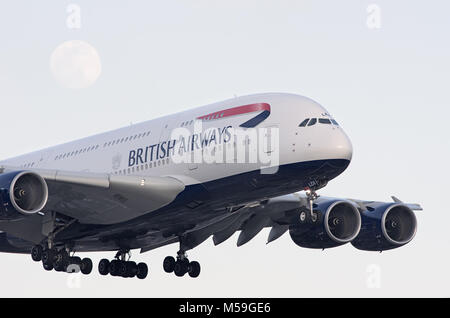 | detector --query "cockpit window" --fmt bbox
[299,118,309,127]
[299,117,338,127]
[307,118,317,126]
[318,118,331,124]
